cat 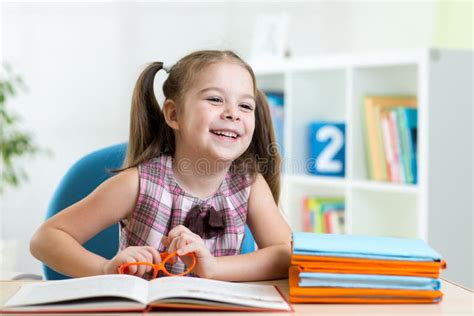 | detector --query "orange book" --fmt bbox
[323,211,331,233]
[292,254,446,278]
[289,265,442,304]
